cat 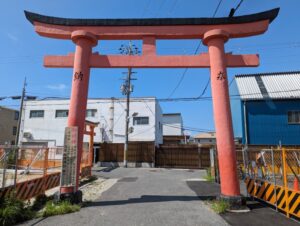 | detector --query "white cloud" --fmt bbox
[7,33,18,41]
[46,84,67,91]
